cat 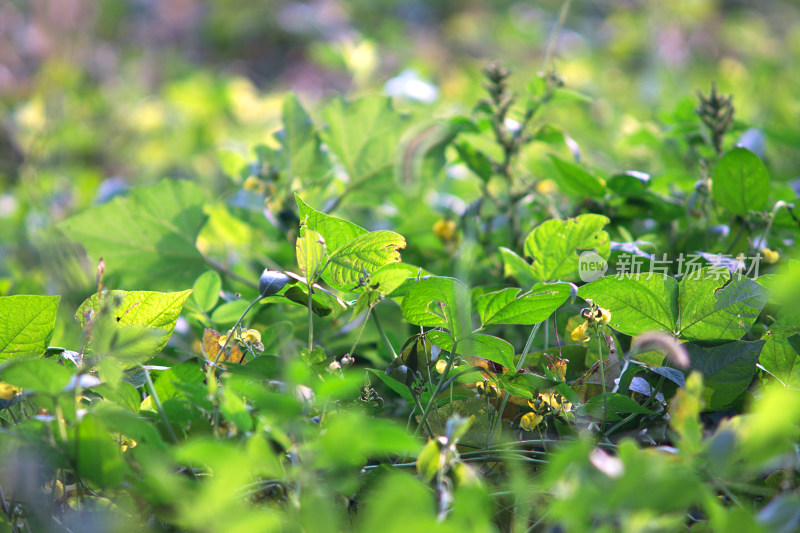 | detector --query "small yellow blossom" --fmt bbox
[520,412,544,431]
[537,392,572,413]
[0,382,21,400]
[435,359,449,374]
[433,219,457,243]
[535,179,557,195]
[762,248,779,265]
[242,329,261,344]
[243,175,265,193]
[571,321,590,343]
[596,308,611,326]
[217,334,230,347]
